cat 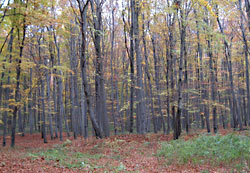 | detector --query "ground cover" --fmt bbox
[0,128,249,172]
